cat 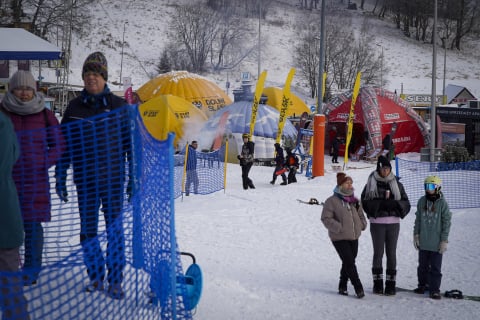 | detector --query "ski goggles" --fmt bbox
[424,183,437,191]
